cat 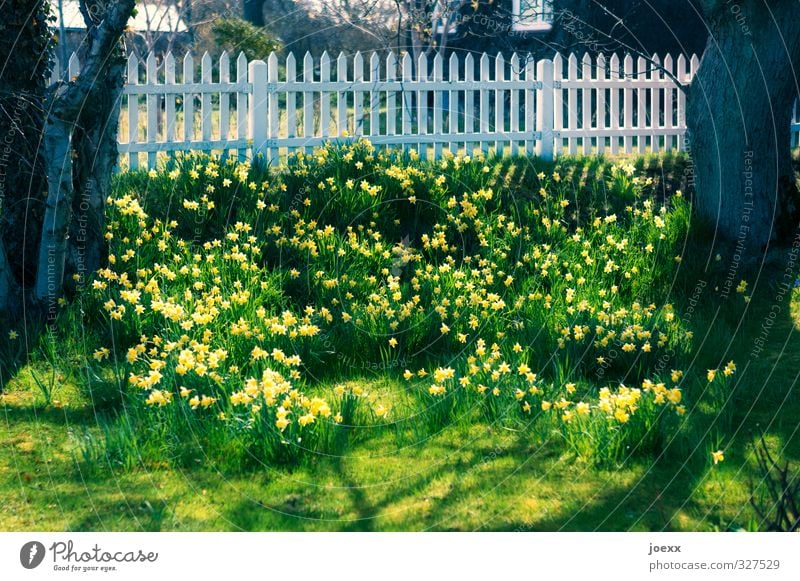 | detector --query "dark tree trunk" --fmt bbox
[0,0,52,317]
[687,1,800,252]
[244,0,266,26]
[0,237,18,316]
